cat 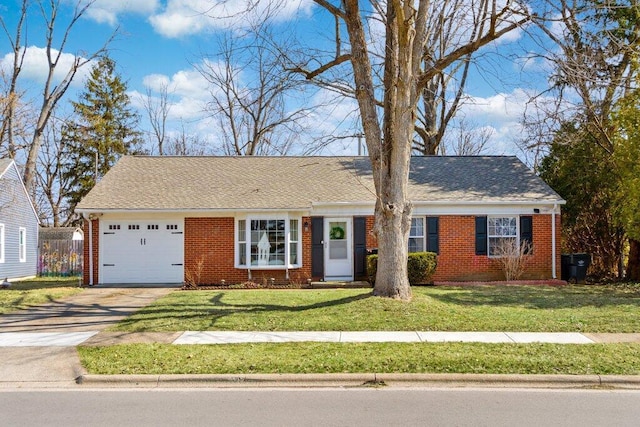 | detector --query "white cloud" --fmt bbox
[294,89,362,155]
[494,26,524,45]
[461,89,533,123]
[548,13,567,42]
[149,0,314,38]
[453,89,535,155]
[83,0,159,26]
[142,74,171,92]
[0,46,95,88]
[136,64,214,122]
[167,67,213,100]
